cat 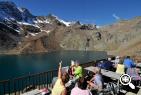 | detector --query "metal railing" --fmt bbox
[0,61,96,95]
